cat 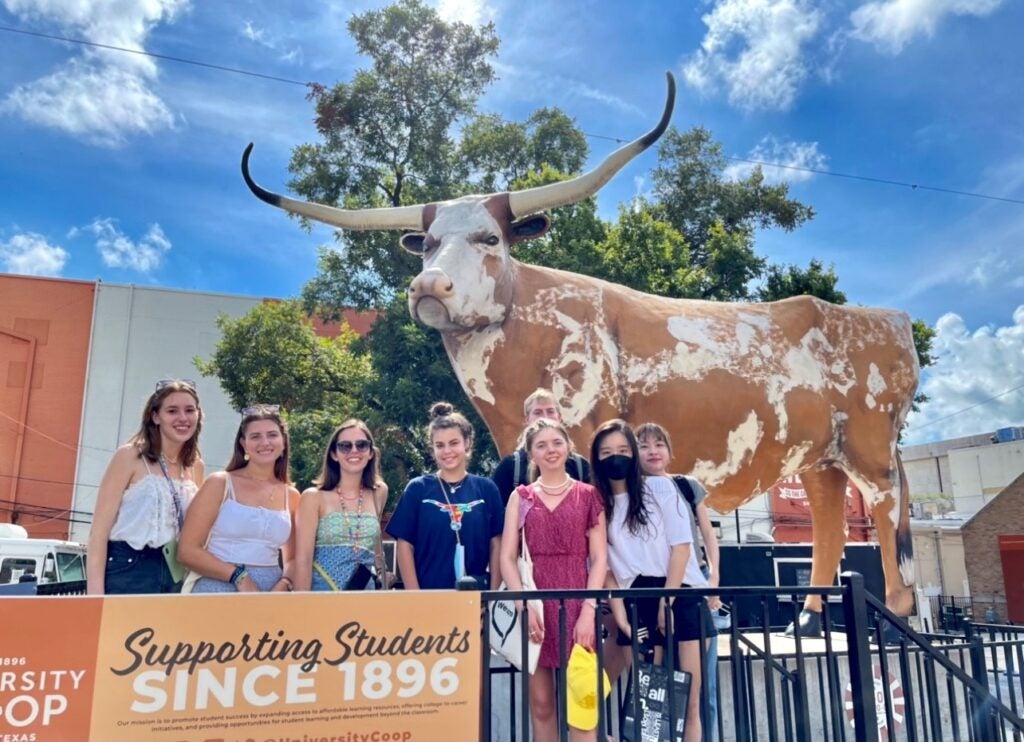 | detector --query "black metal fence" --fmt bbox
[473,573,1024,742]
